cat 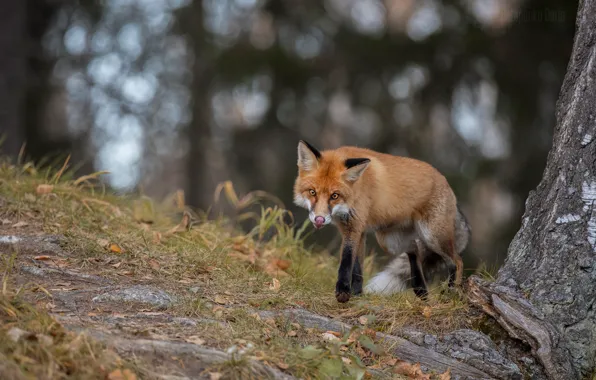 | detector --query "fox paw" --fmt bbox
[336,292,351,303]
